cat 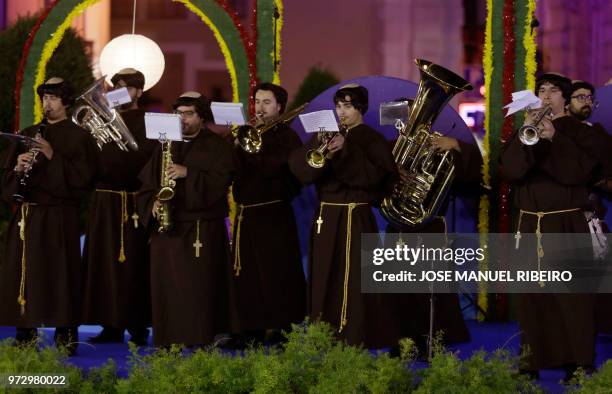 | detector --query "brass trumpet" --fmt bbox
[233,103,308,154]
[306,123,347,168]
[518,106,553,145]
